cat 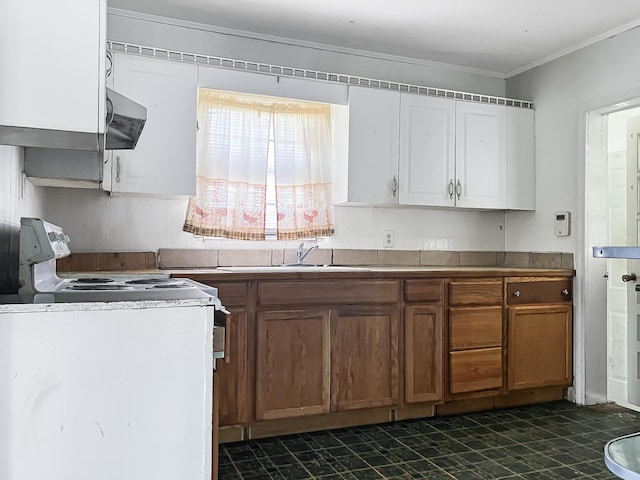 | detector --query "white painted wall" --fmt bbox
[506,26,640,404]
[0,146,45,293]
